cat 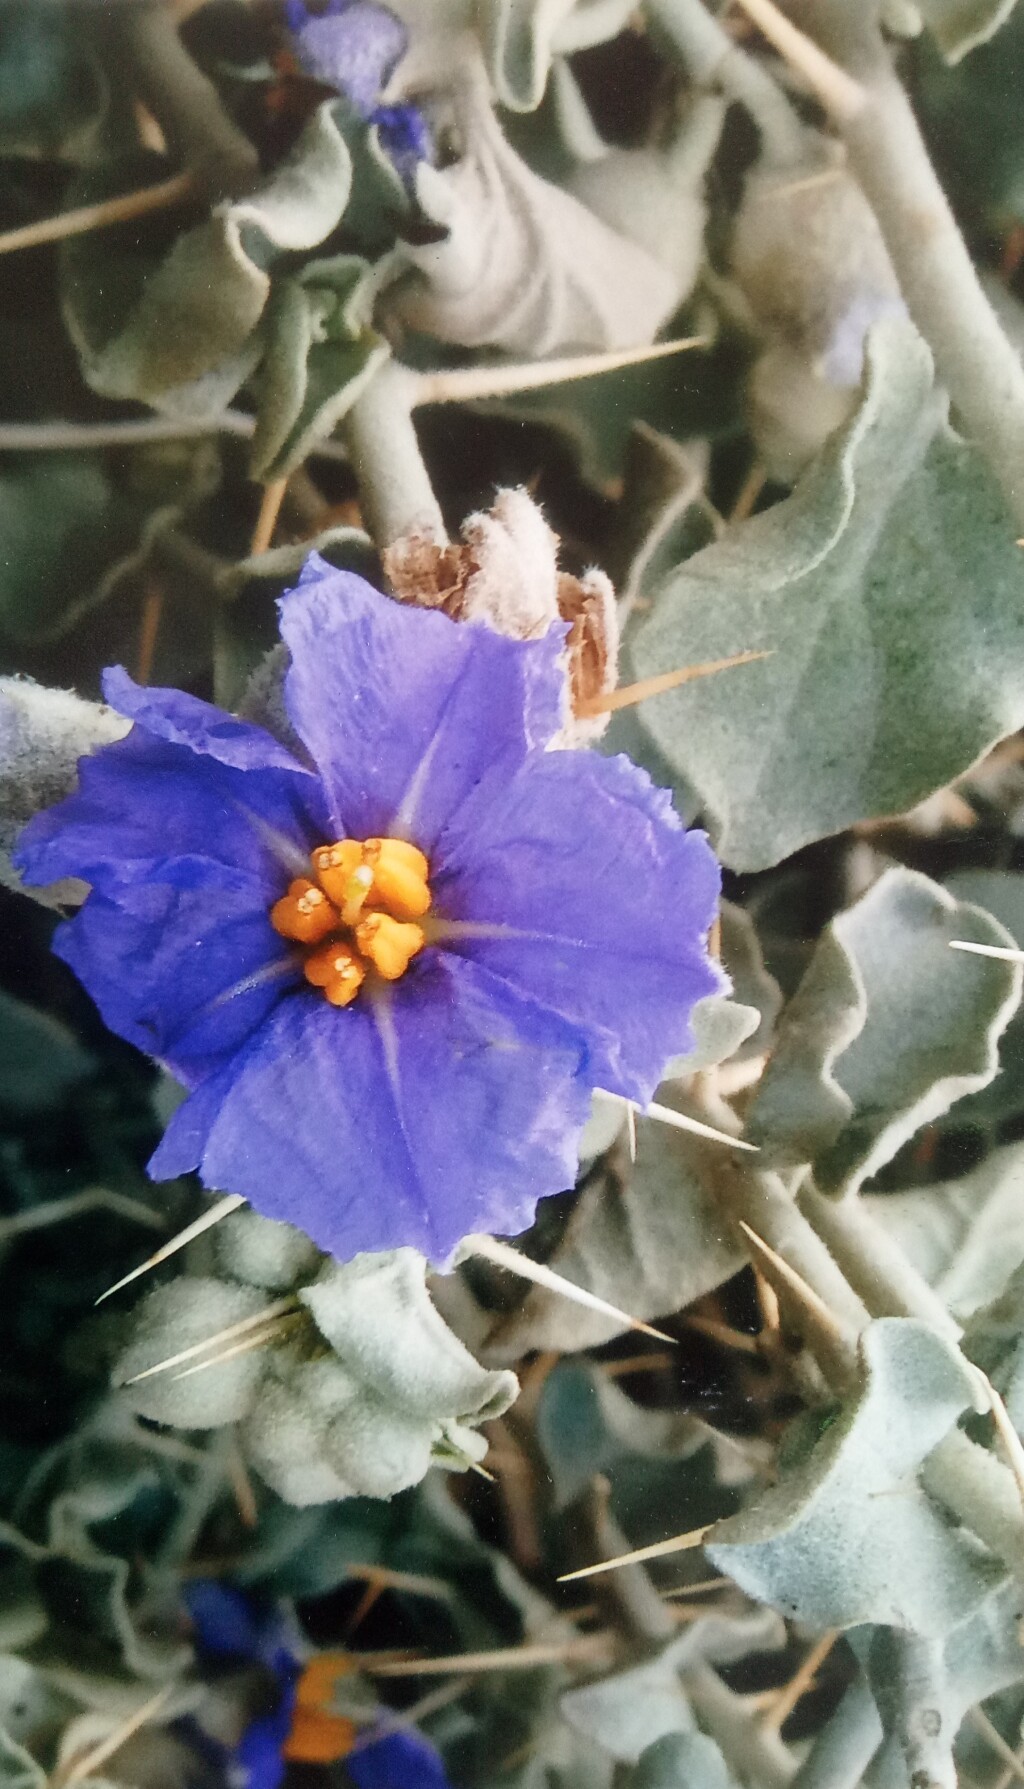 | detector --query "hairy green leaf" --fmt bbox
[916,0,1019,60]
[114,1279,272,1430]
[747,868,1021,1196]
[0,993,92,1115]
[484,1112,743,1359]
[301,1251,517,1425]
[632,1732,735,1789]
[215,1209,321,1293]
[0,3,106,160]
[707,1319,1001,1635]
[535,1358,758,1511]
[865,1146,1024,1322]
[62,105,352,414]
[0,456,167,647]
[916,7,1024,223]
[561,1611,785,1763]
[250,257,389,479]
[630,320,1024,871]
